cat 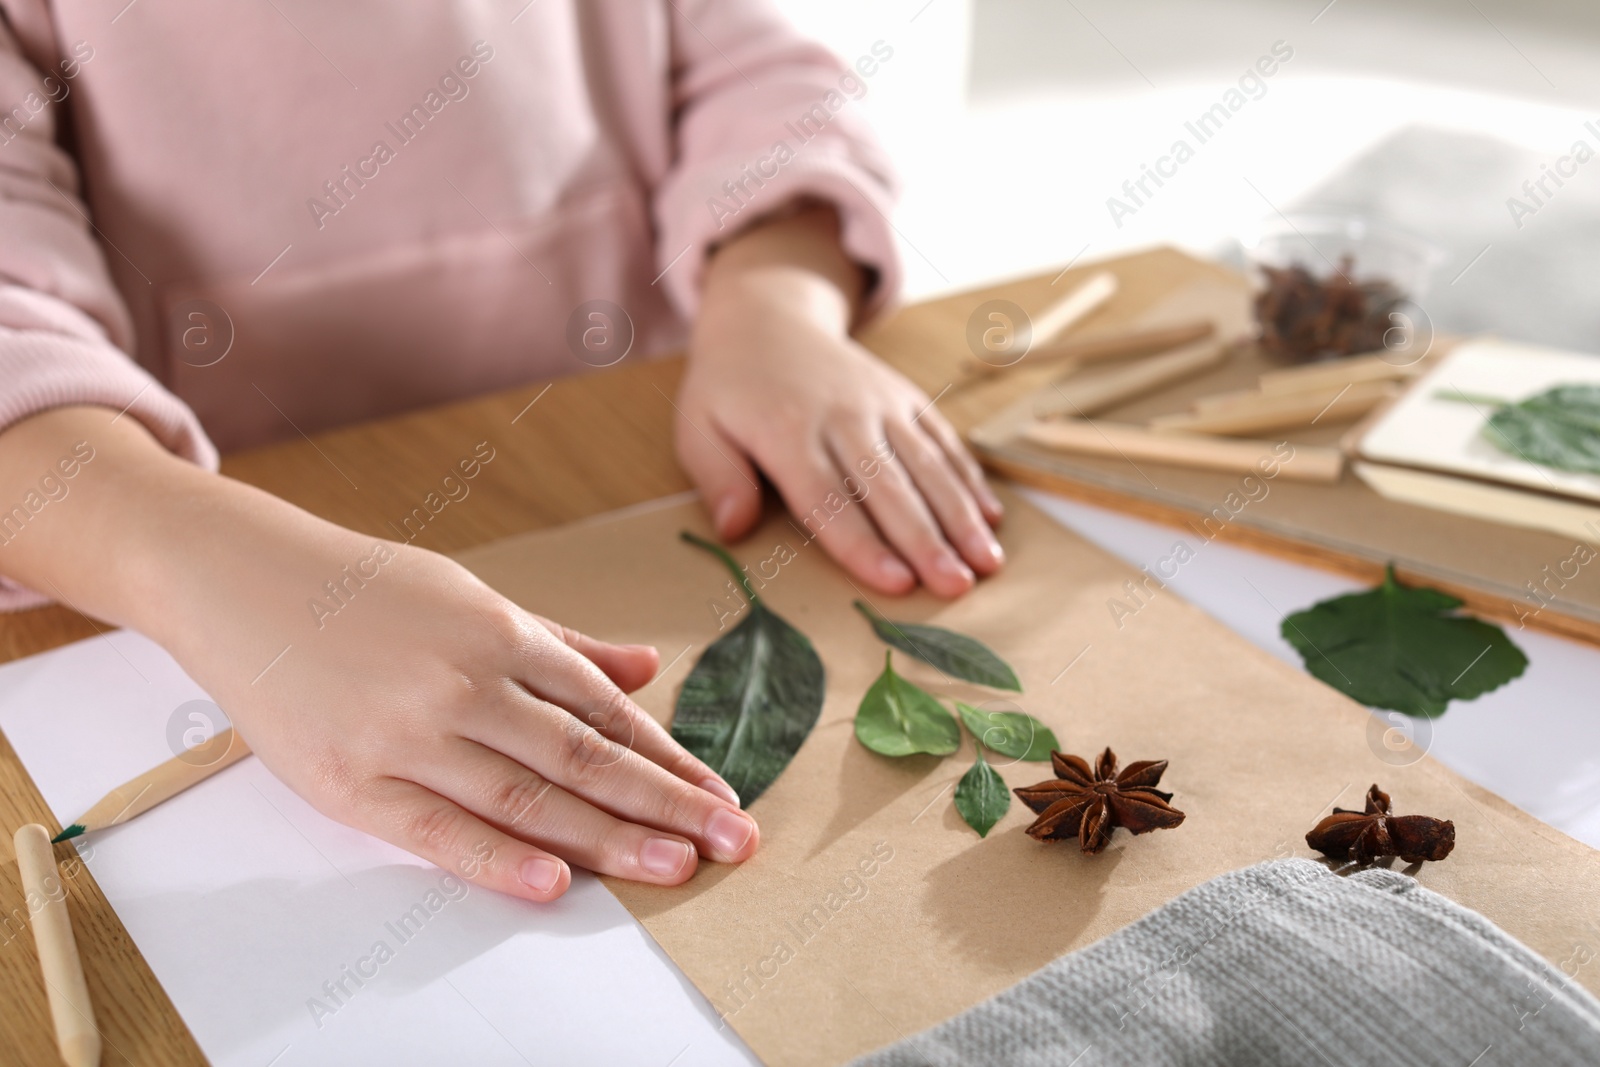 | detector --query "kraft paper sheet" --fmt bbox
[455,489,1600,1067]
